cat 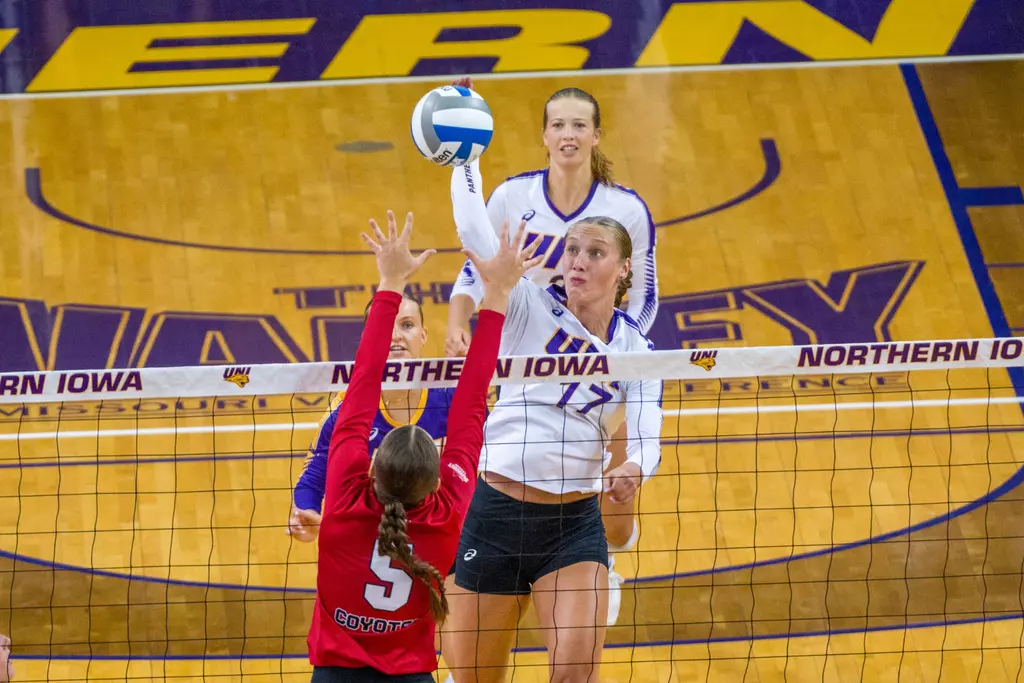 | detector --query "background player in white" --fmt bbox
[445,161,663,683]
[444,81,659,626]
